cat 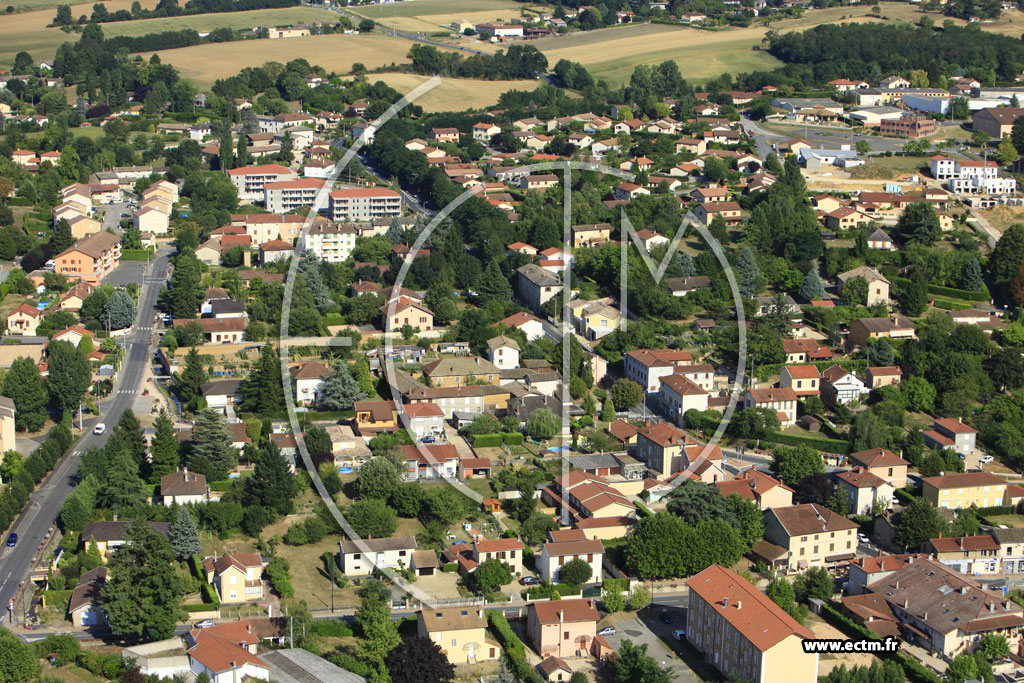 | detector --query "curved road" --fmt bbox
[0,248,172,627]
